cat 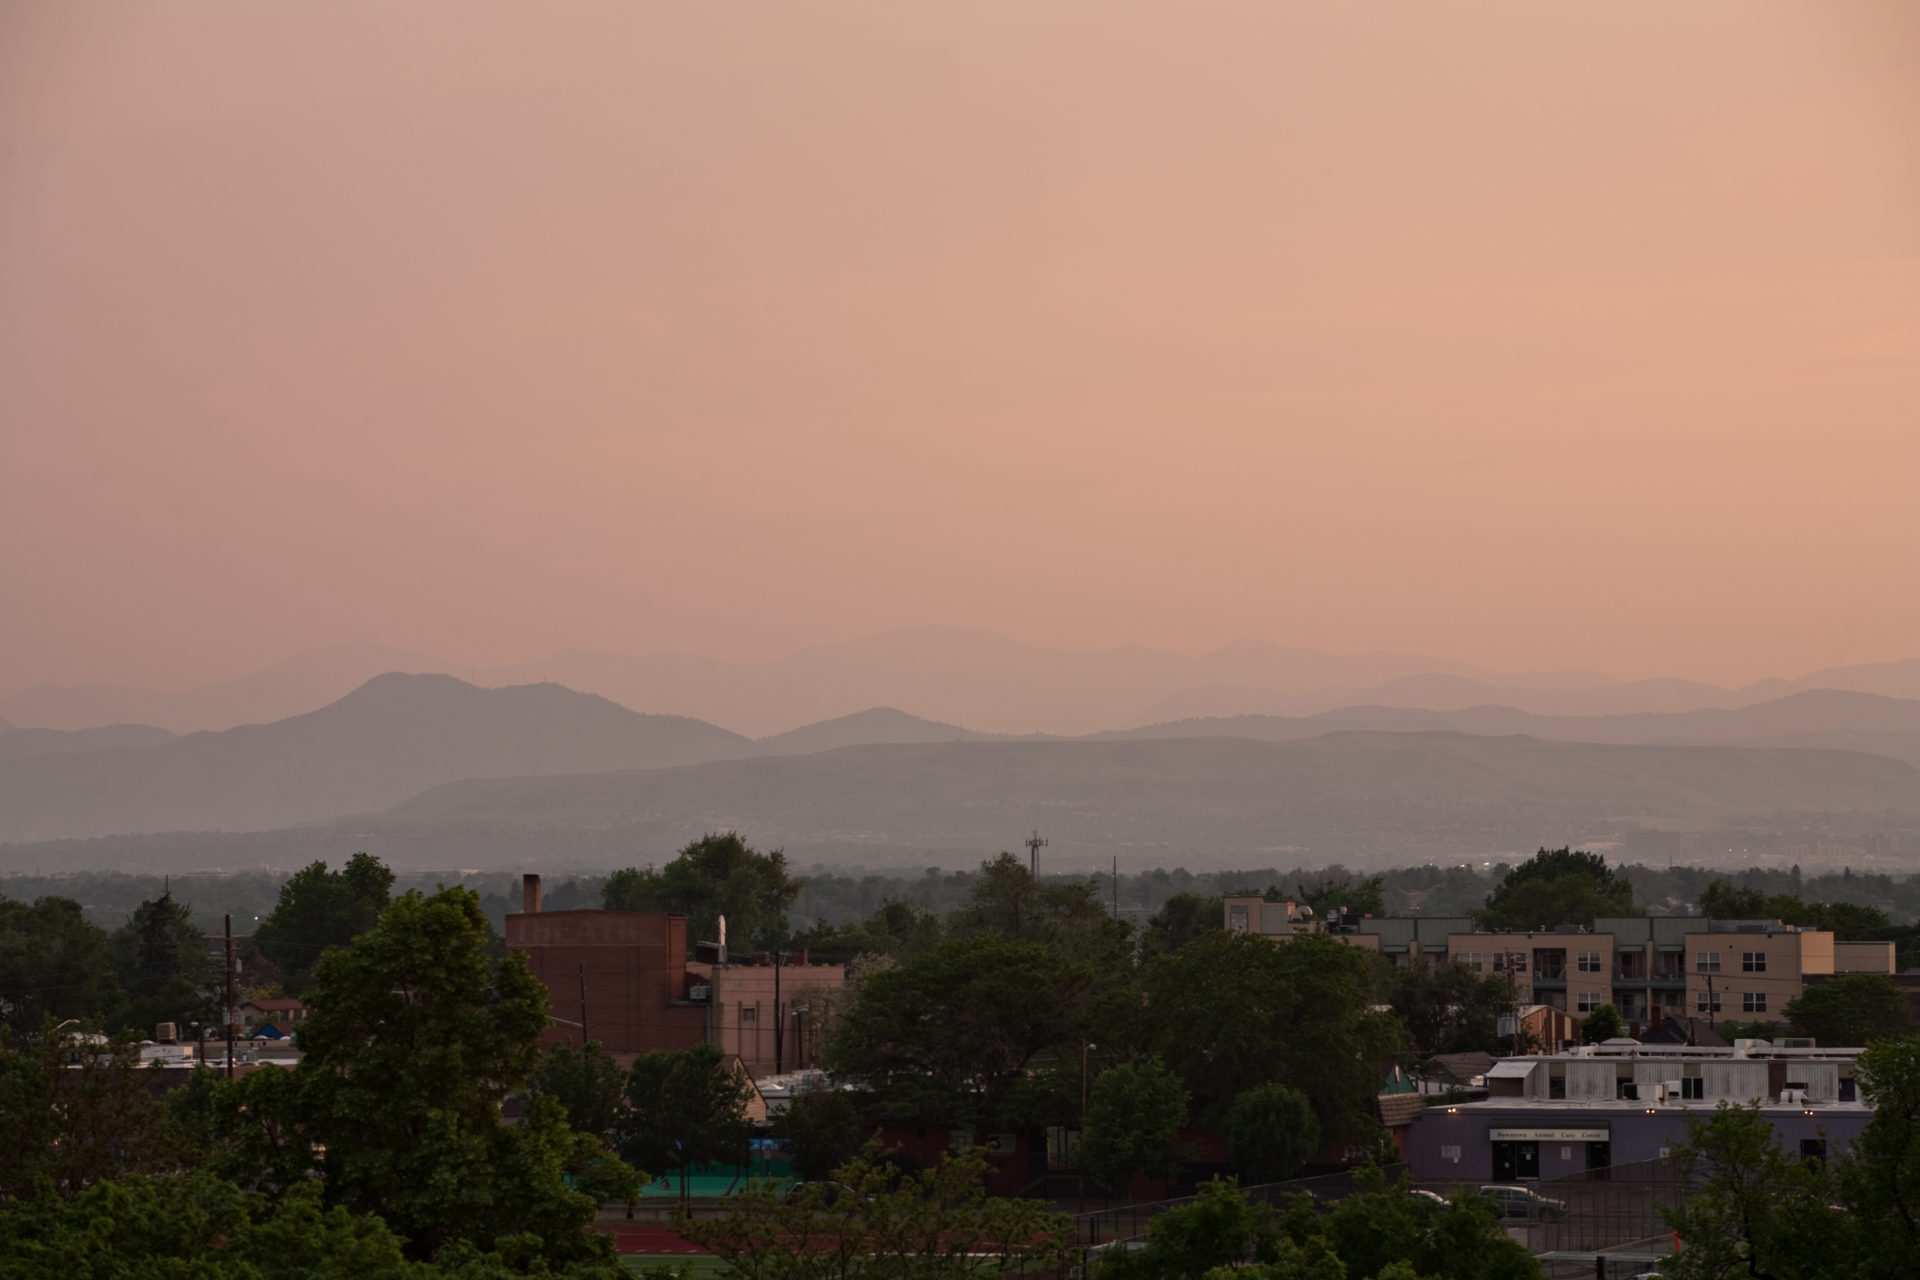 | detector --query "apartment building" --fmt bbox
[1221,898,1893,1033]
